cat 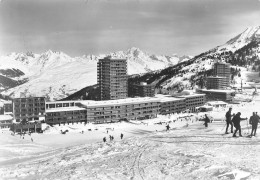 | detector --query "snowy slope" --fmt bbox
[0,48,191,100]
[131,26,260,91]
